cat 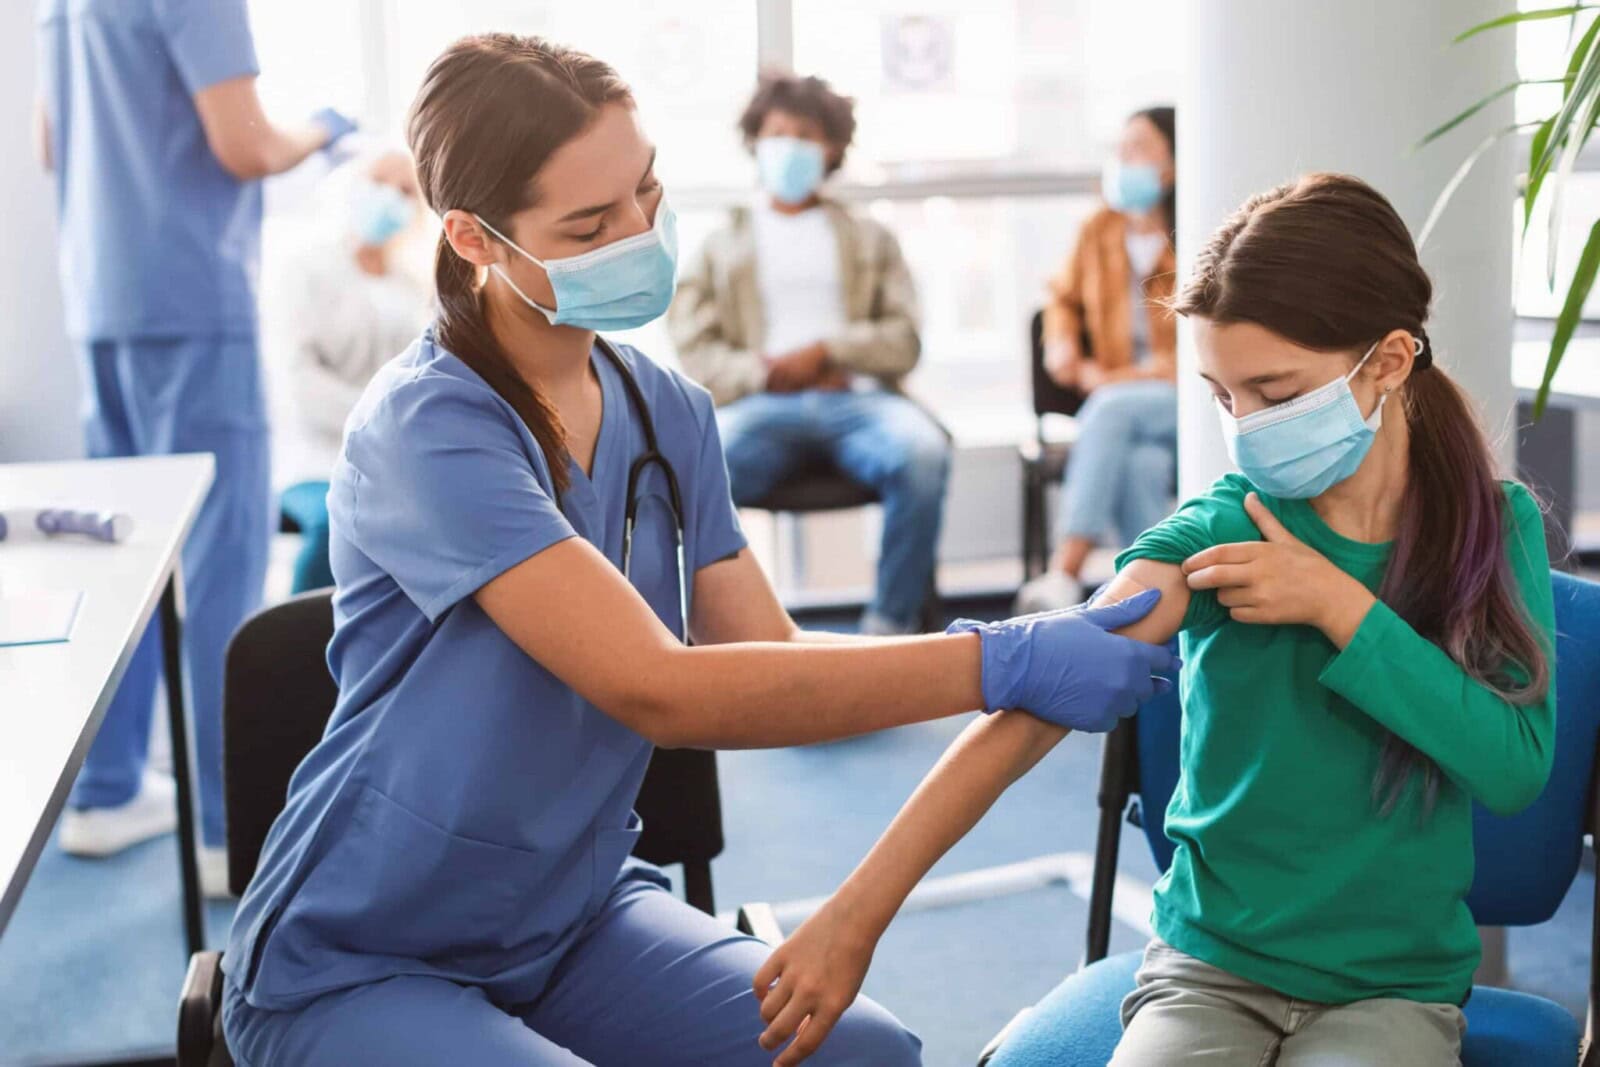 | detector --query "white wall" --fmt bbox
[1175,0,1518,495]
[0,4,79,462]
